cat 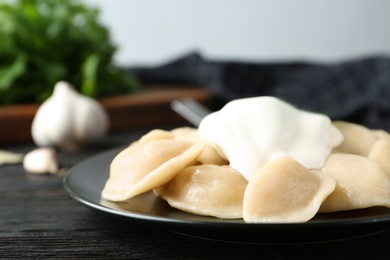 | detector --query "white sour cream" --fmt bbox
[198,96,343,181]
